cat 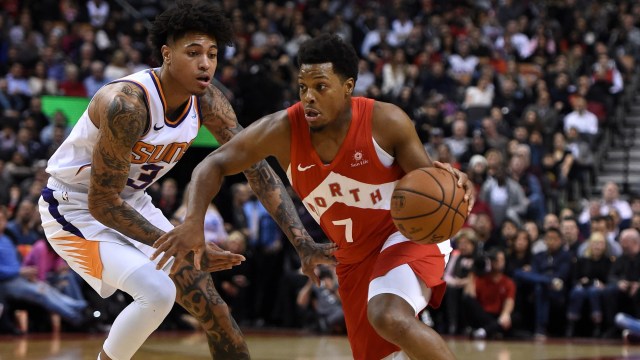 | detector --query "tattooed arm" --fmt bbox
[153,85,336,282]
[86,83,165,246]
